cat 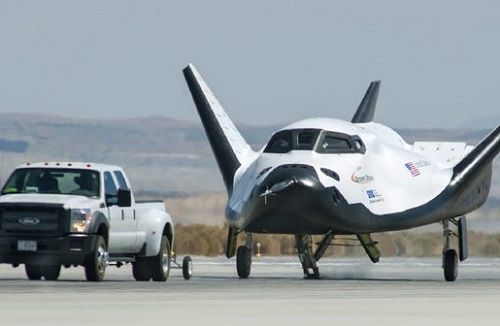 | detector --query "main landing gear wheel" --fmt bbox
[150,235,171,282]
[85,235,108,282]
[236,245,252,279]
[443,249,458,282]
[182,256,193,280]
[41,265,61,281]
[441,219,462,282]
[25,264,42,280]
